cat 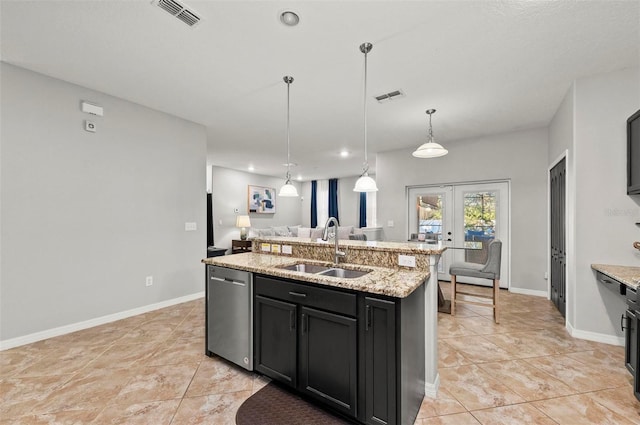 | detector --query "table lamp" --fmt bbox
[236,215,251,240]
